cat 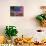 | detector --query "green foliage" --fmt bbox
[5,26,18,38]
[36,15,44,21]
[44,15,46,20]
[36,14,46,21]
